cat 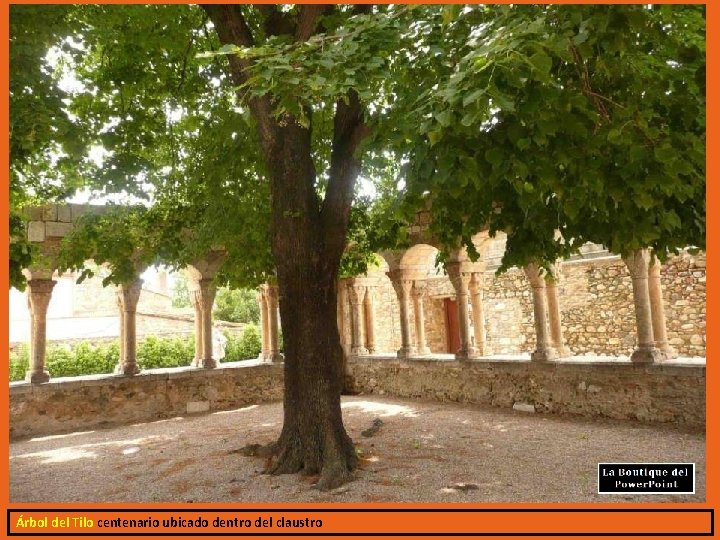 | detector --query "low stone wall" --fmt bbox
[10,355,706,440]
[9,360,283,440]
[346,356,706,428]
